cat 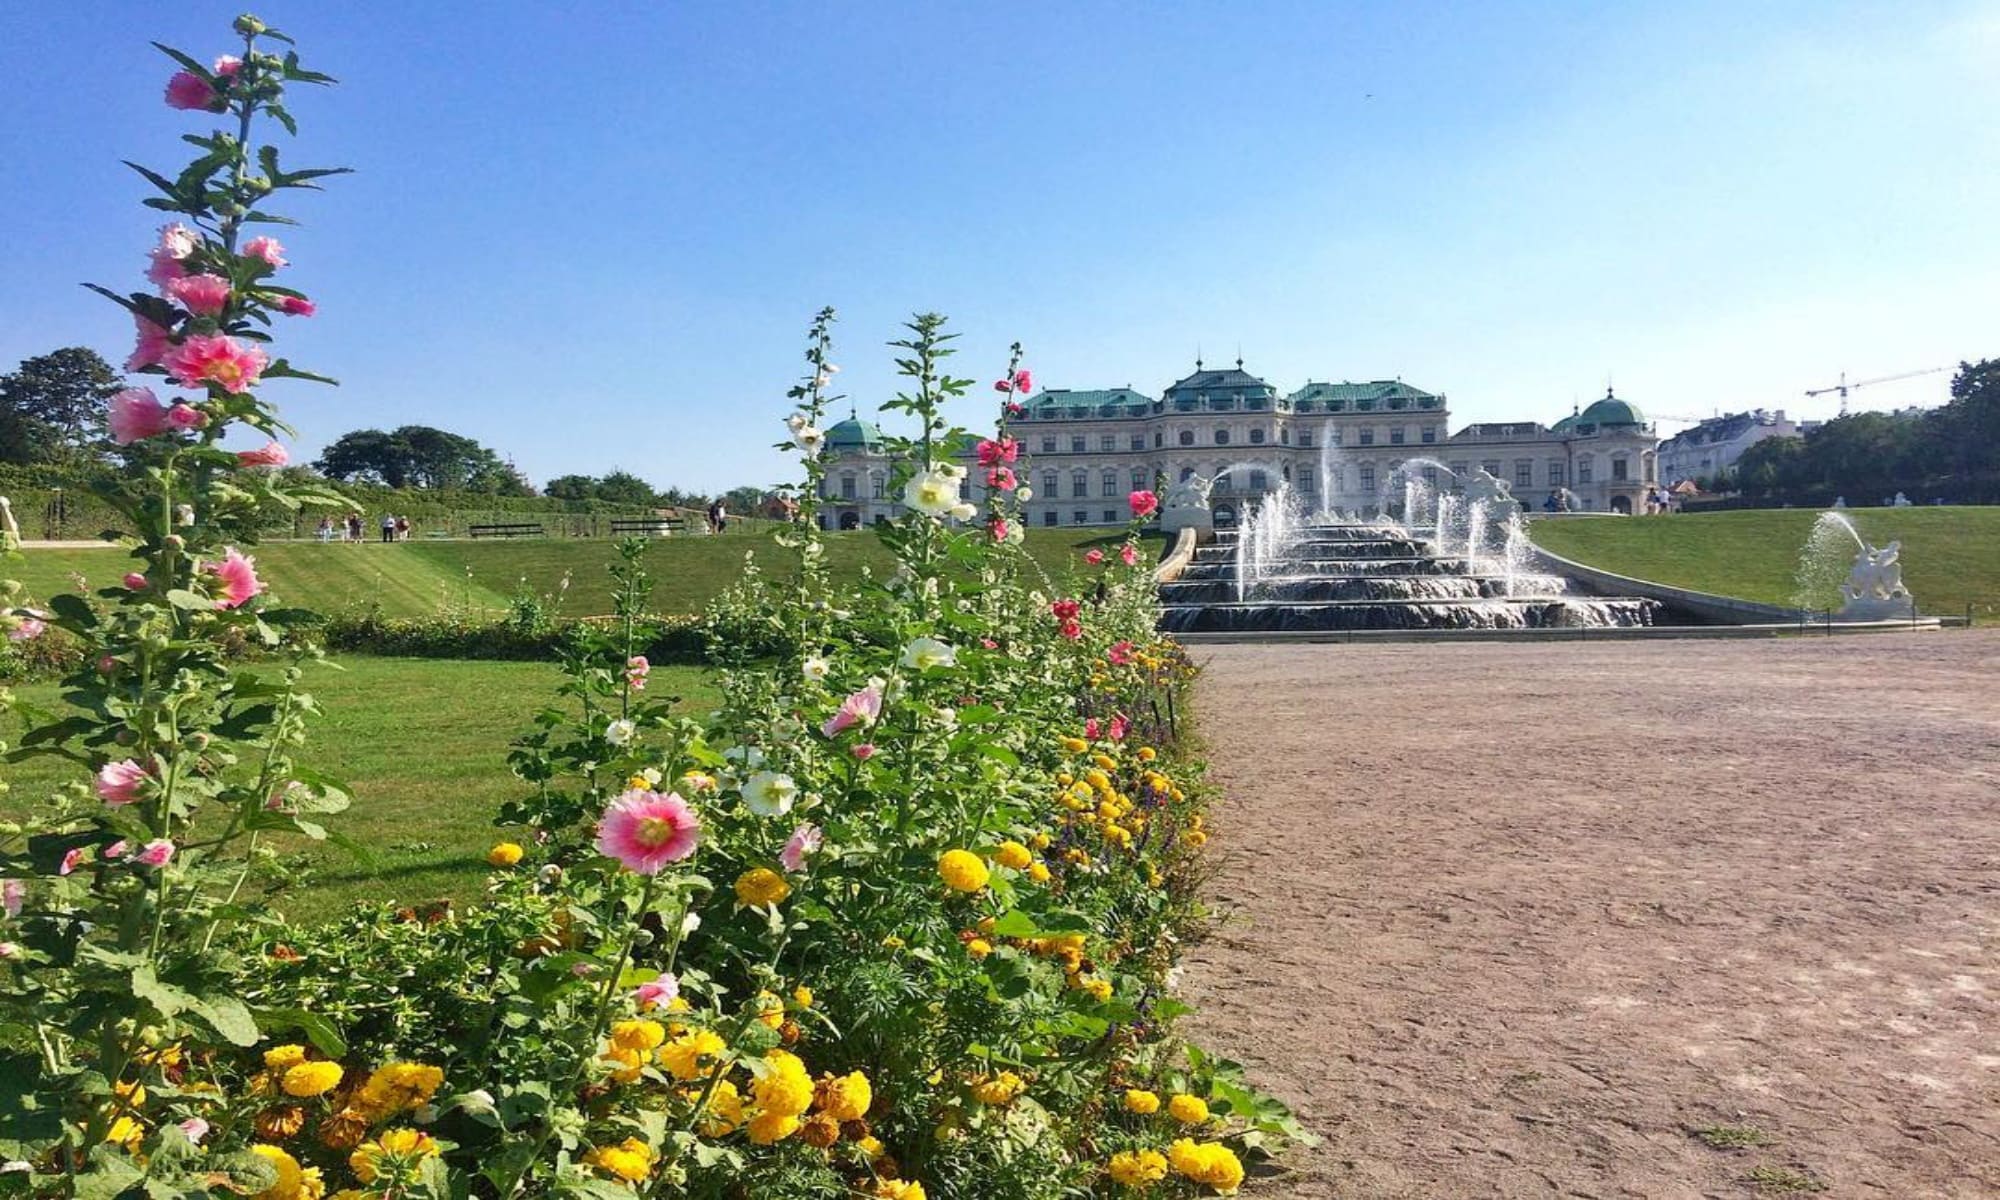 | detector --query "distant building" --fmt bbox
[1656,409,1810,485]
[816,363,1663,527]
